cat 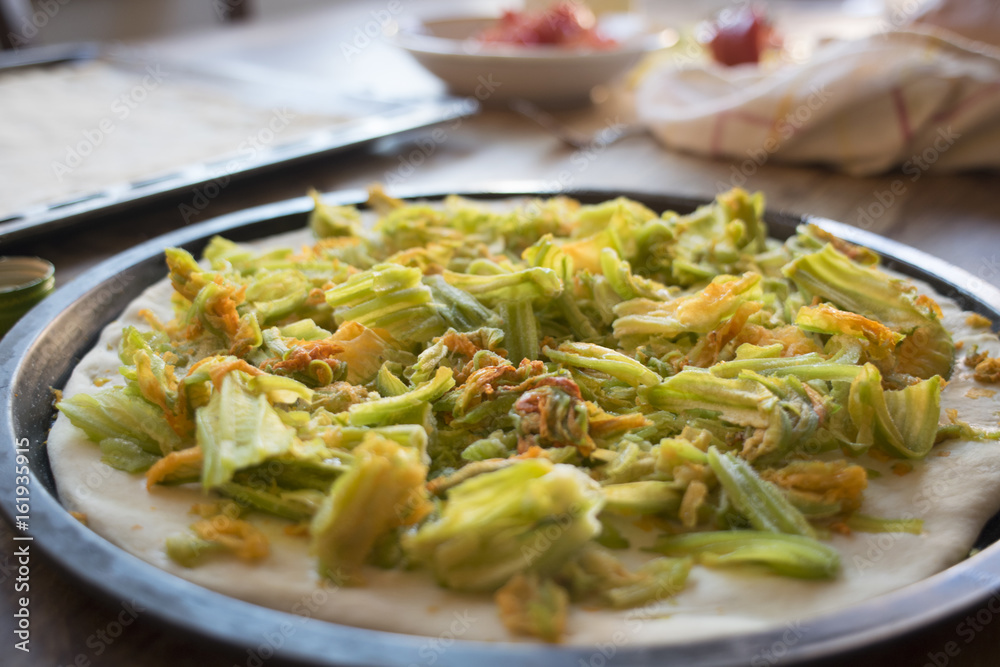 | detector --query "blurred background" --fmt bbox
[5,1,1000,666]
[4,0,902,53]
